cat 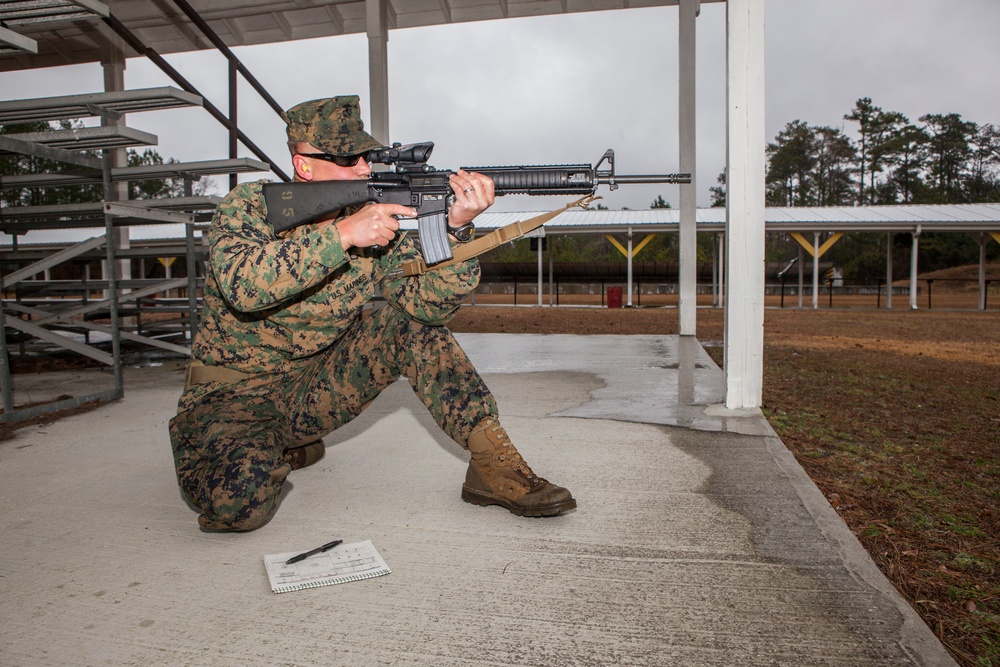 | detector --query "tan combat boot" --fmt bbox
[462,418,576,517]
[283,439,325,471]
